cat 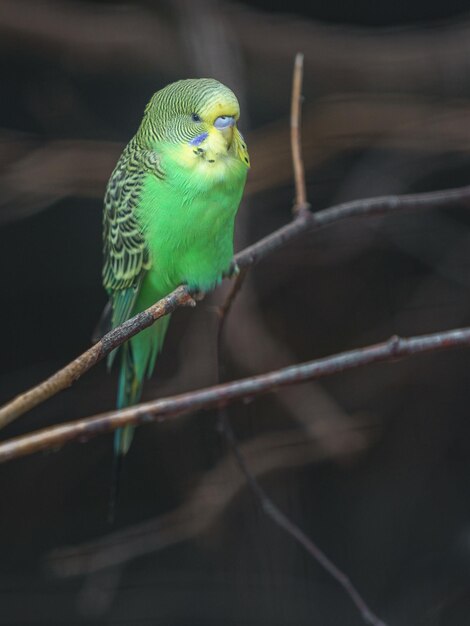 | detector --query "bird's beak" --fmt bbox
[214,115,236,147]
